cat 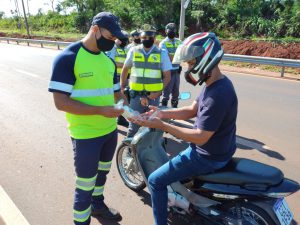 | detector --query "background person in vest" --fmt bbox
[48,12,128,225]
[126,29,141,51]
[120,24,171,138]
[107,30,130,127]
[159,23,182,108]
